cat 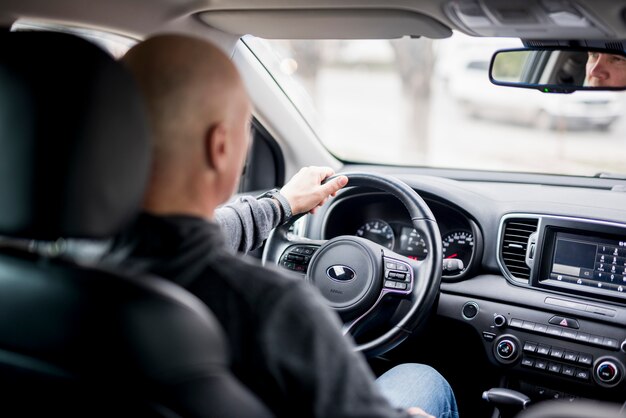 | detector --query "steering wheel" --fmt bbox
[262,172,442,357]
